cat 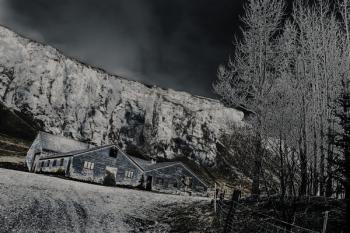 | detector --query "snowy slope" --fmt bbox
[0,25,244,166]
